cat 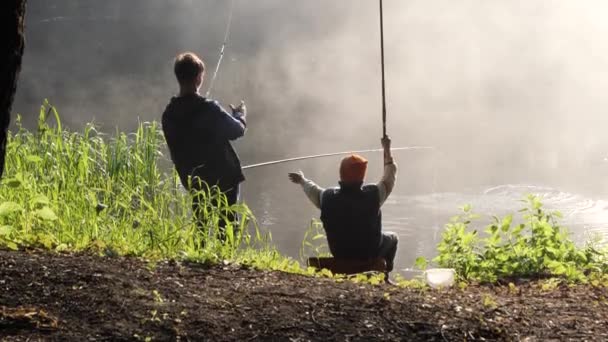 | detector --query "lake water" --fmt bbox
[240,151,608,276]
